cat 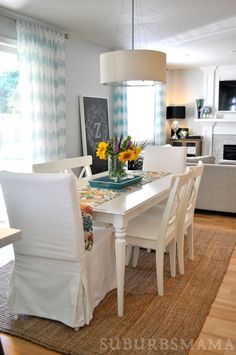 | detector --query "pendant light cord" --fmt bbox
[112,0,126,49]
[112,0,141,51]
